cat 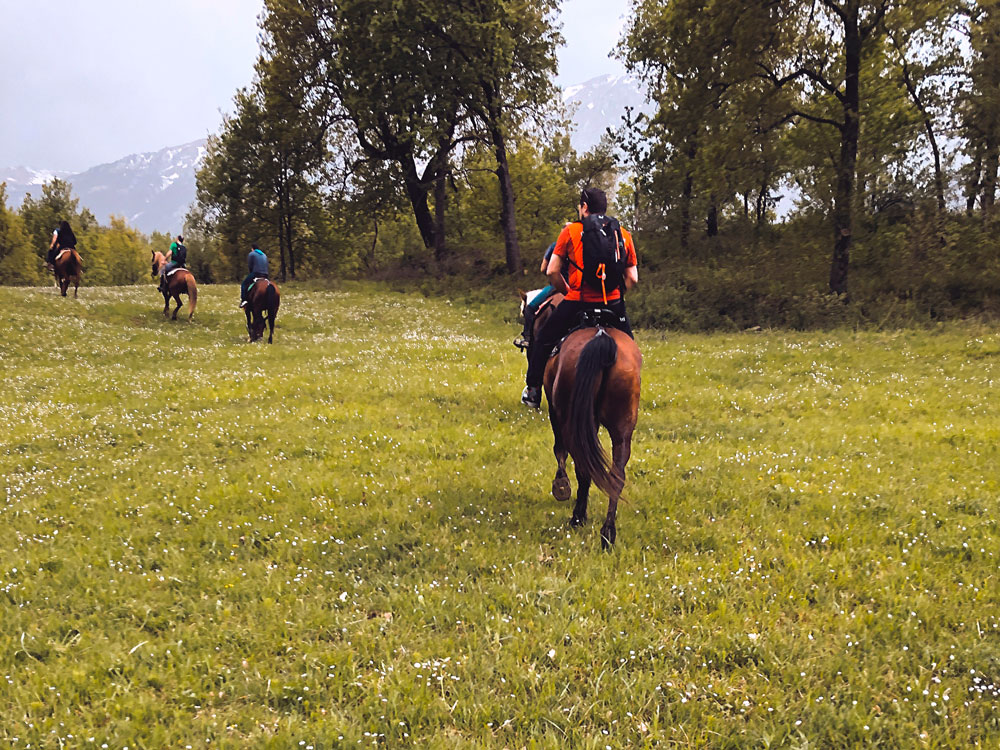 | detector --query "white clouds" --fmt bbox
[0,0,263,171]
[0,0,628,172]
[555,0,629,87]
